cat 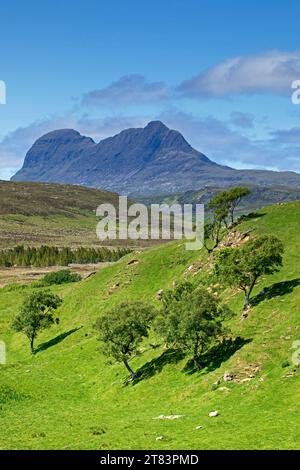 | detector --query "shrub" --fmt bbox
[40,269,82,286]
